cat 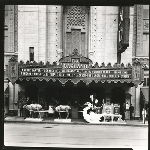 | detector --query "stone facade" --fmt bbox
[17,6,133,65]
